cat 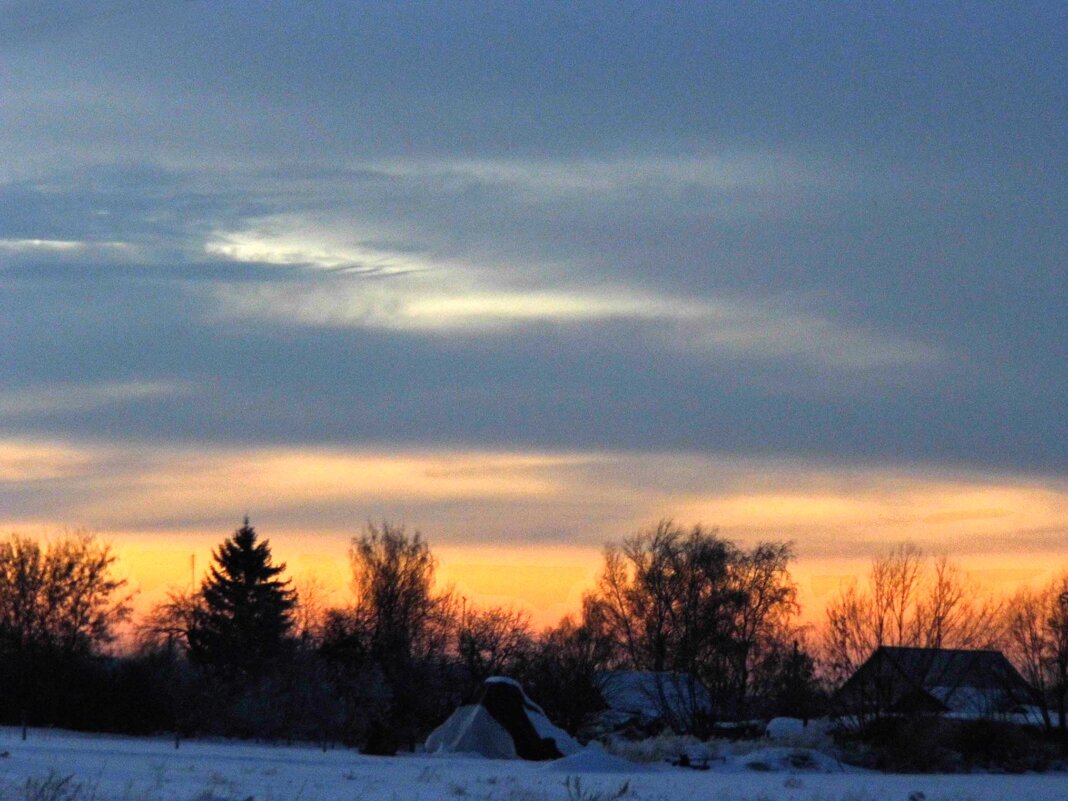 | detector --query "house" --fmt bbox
[834,646,1036,721]
[594,670,713,732]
